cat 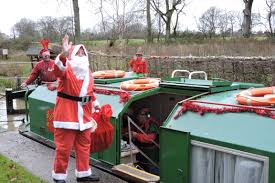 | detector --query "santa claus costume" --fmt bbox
[52,44,99,182]
[22,39,57,86]
[128,51,148,76]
